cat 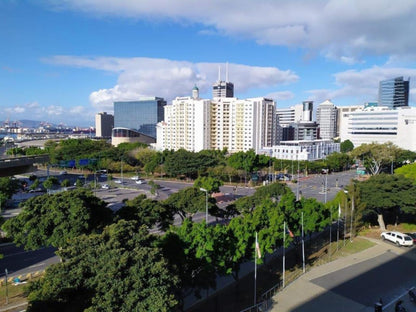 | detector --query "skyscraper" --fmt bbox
[378,77,409,109]
[316,99,337,140]
[212,65,234,98]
